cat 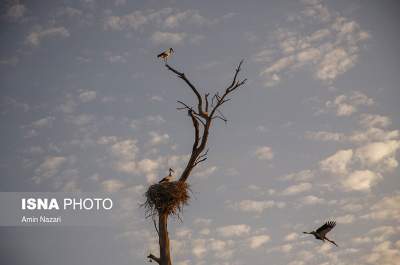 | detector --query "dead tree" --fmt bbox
[145,60,246,265]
